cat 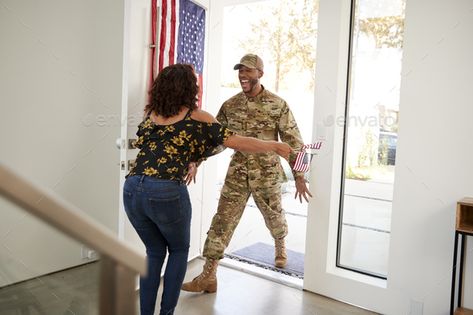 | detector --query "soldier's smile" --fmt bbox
[240,79,250,90]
